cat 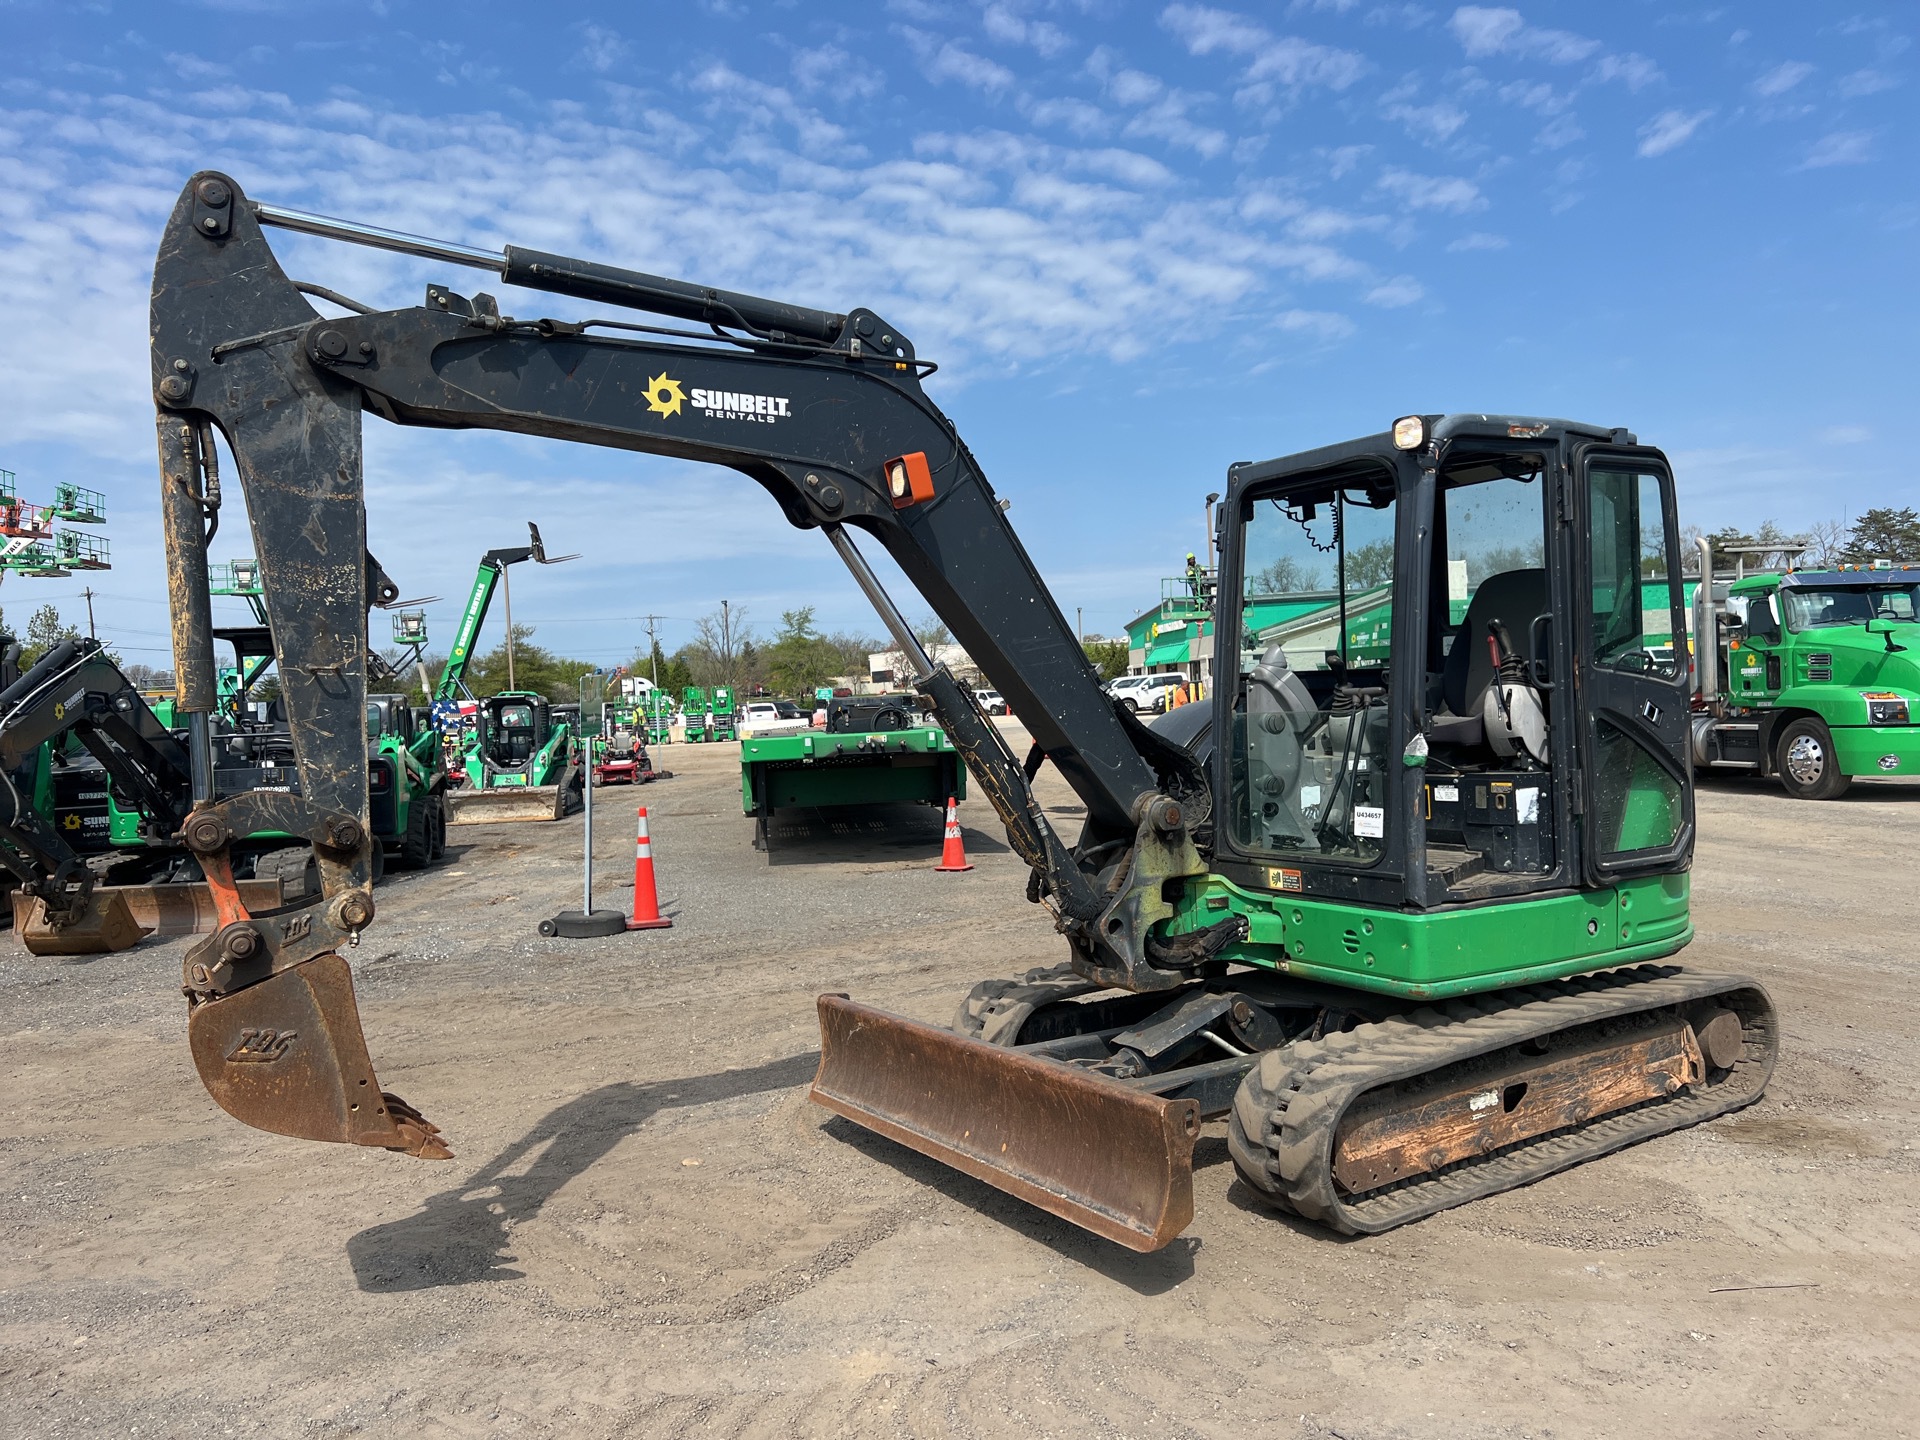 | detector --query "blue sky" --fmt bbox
[0,1,1912,668]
